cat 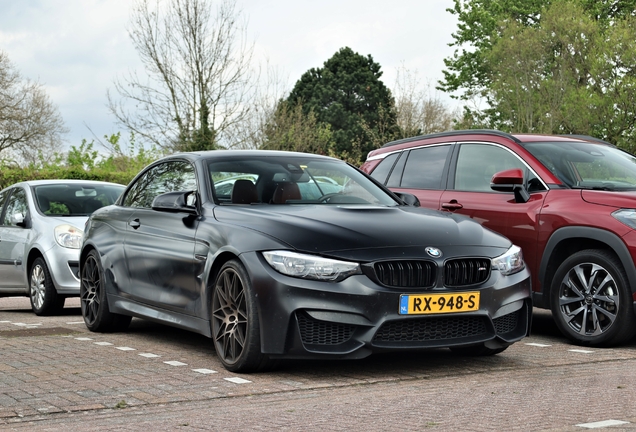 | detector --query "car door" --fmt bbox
[439,142,548,275]
[371,144,453,208]
[0,187,31,289]
[121,160,201,314]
